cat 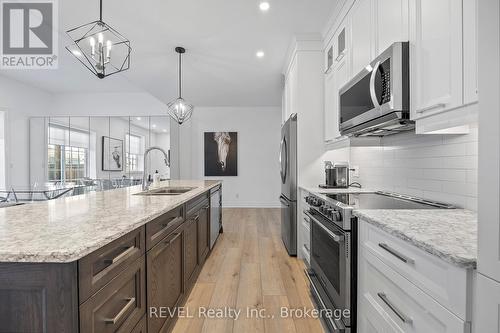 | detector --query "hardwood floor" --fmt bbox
[172,208,325,333]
